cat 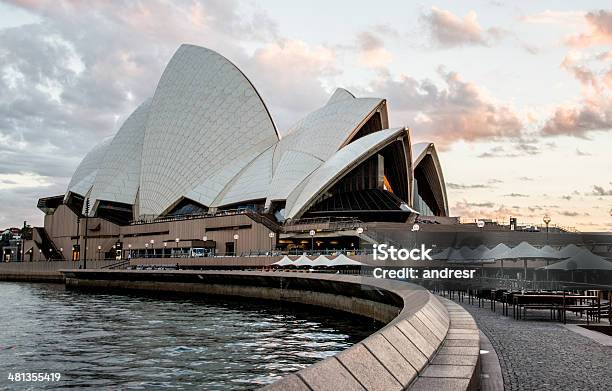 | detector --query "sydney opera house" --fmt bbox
[31,44,449,261]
